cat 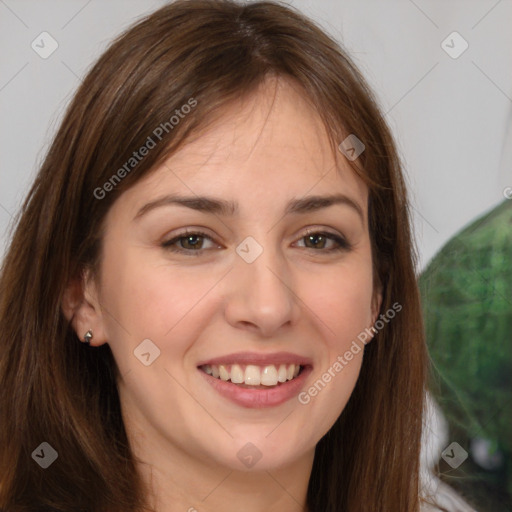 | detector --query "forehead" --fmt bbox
[116,76,368,221]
